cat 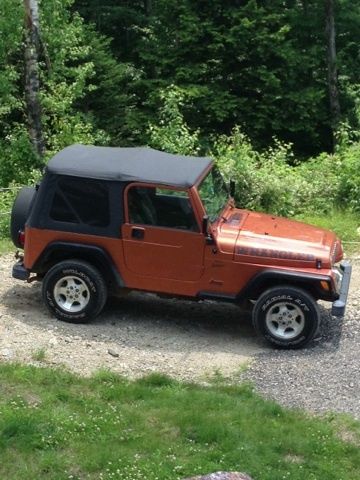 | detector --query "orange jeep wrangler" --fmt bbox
[11,145,351,348]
